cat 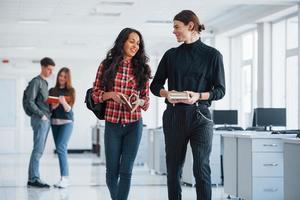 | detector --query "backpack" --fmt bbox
[22,78,40,116]
[84,88,106,120]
